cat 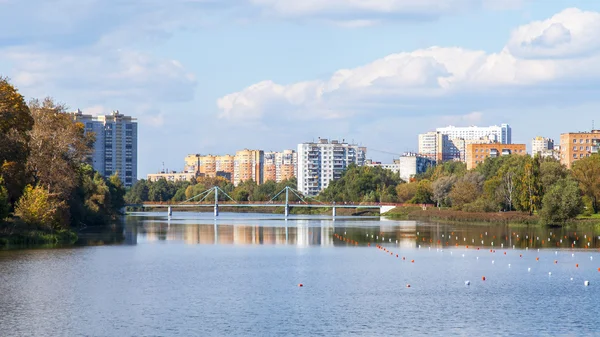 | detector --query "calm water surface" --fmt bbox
[1,212,600,336]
